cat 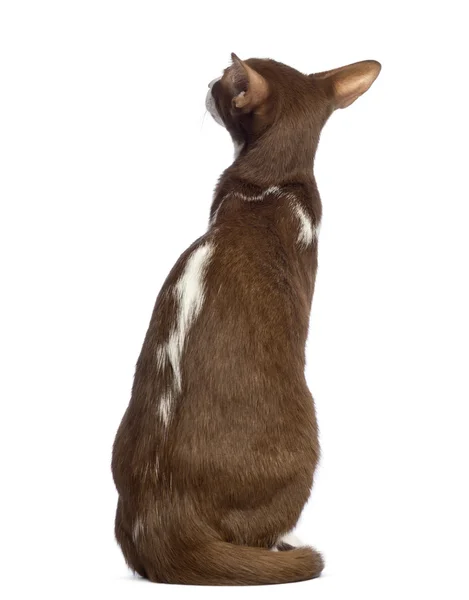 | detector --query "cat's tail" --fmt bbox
[162,540,324,586]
